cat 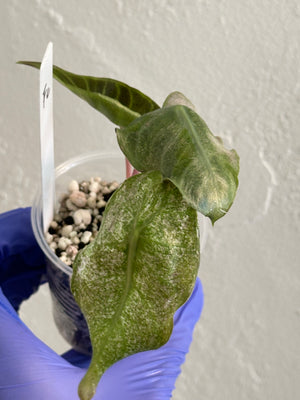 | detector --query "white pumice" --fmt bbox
[87,196,97,208]
[70,190,87,207]
[49,241,57,251]
[92,208,99,216]
[97,199,106,208]
[81,231,92,244]
[102,186,111,194]
[50,220,58,229]
[109,181,119,191]
[78,222,86,230]
[60,254,71,265]
[89,181,100,193]
[73,210,82,225]
[68,180,79,192]
[66,199,78,211]
[66,245,78,258]
[74,209,92,225]
[71,236,80,245]
[46,177,119,266]
[58,237,72,250]
[61,225,73,237]
[45,232,53,244]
